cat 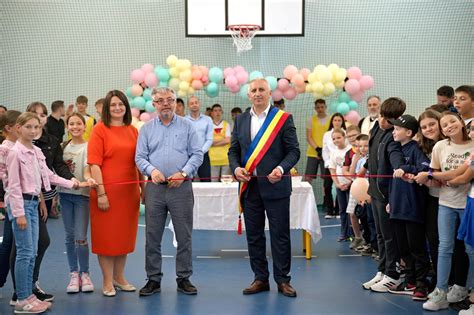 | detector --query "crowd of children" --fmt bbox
[0,84,473,314]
